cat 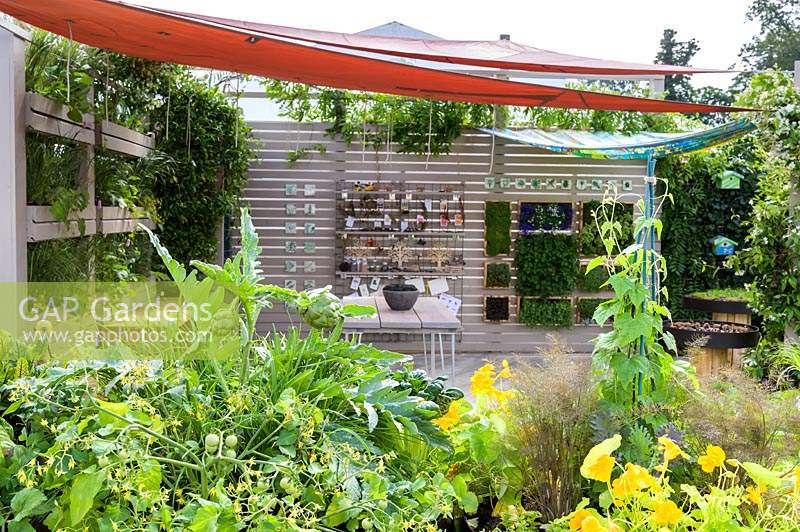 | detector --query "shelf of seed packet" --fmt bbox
[334,179,465,315]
